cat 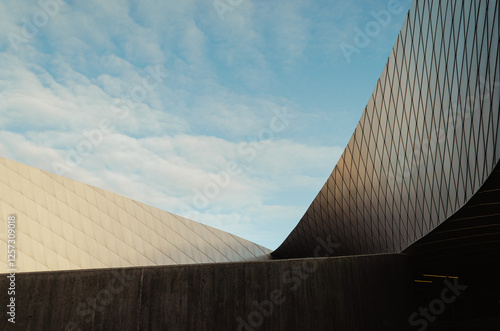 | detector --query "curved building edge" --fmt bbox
[273,0,500,259]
